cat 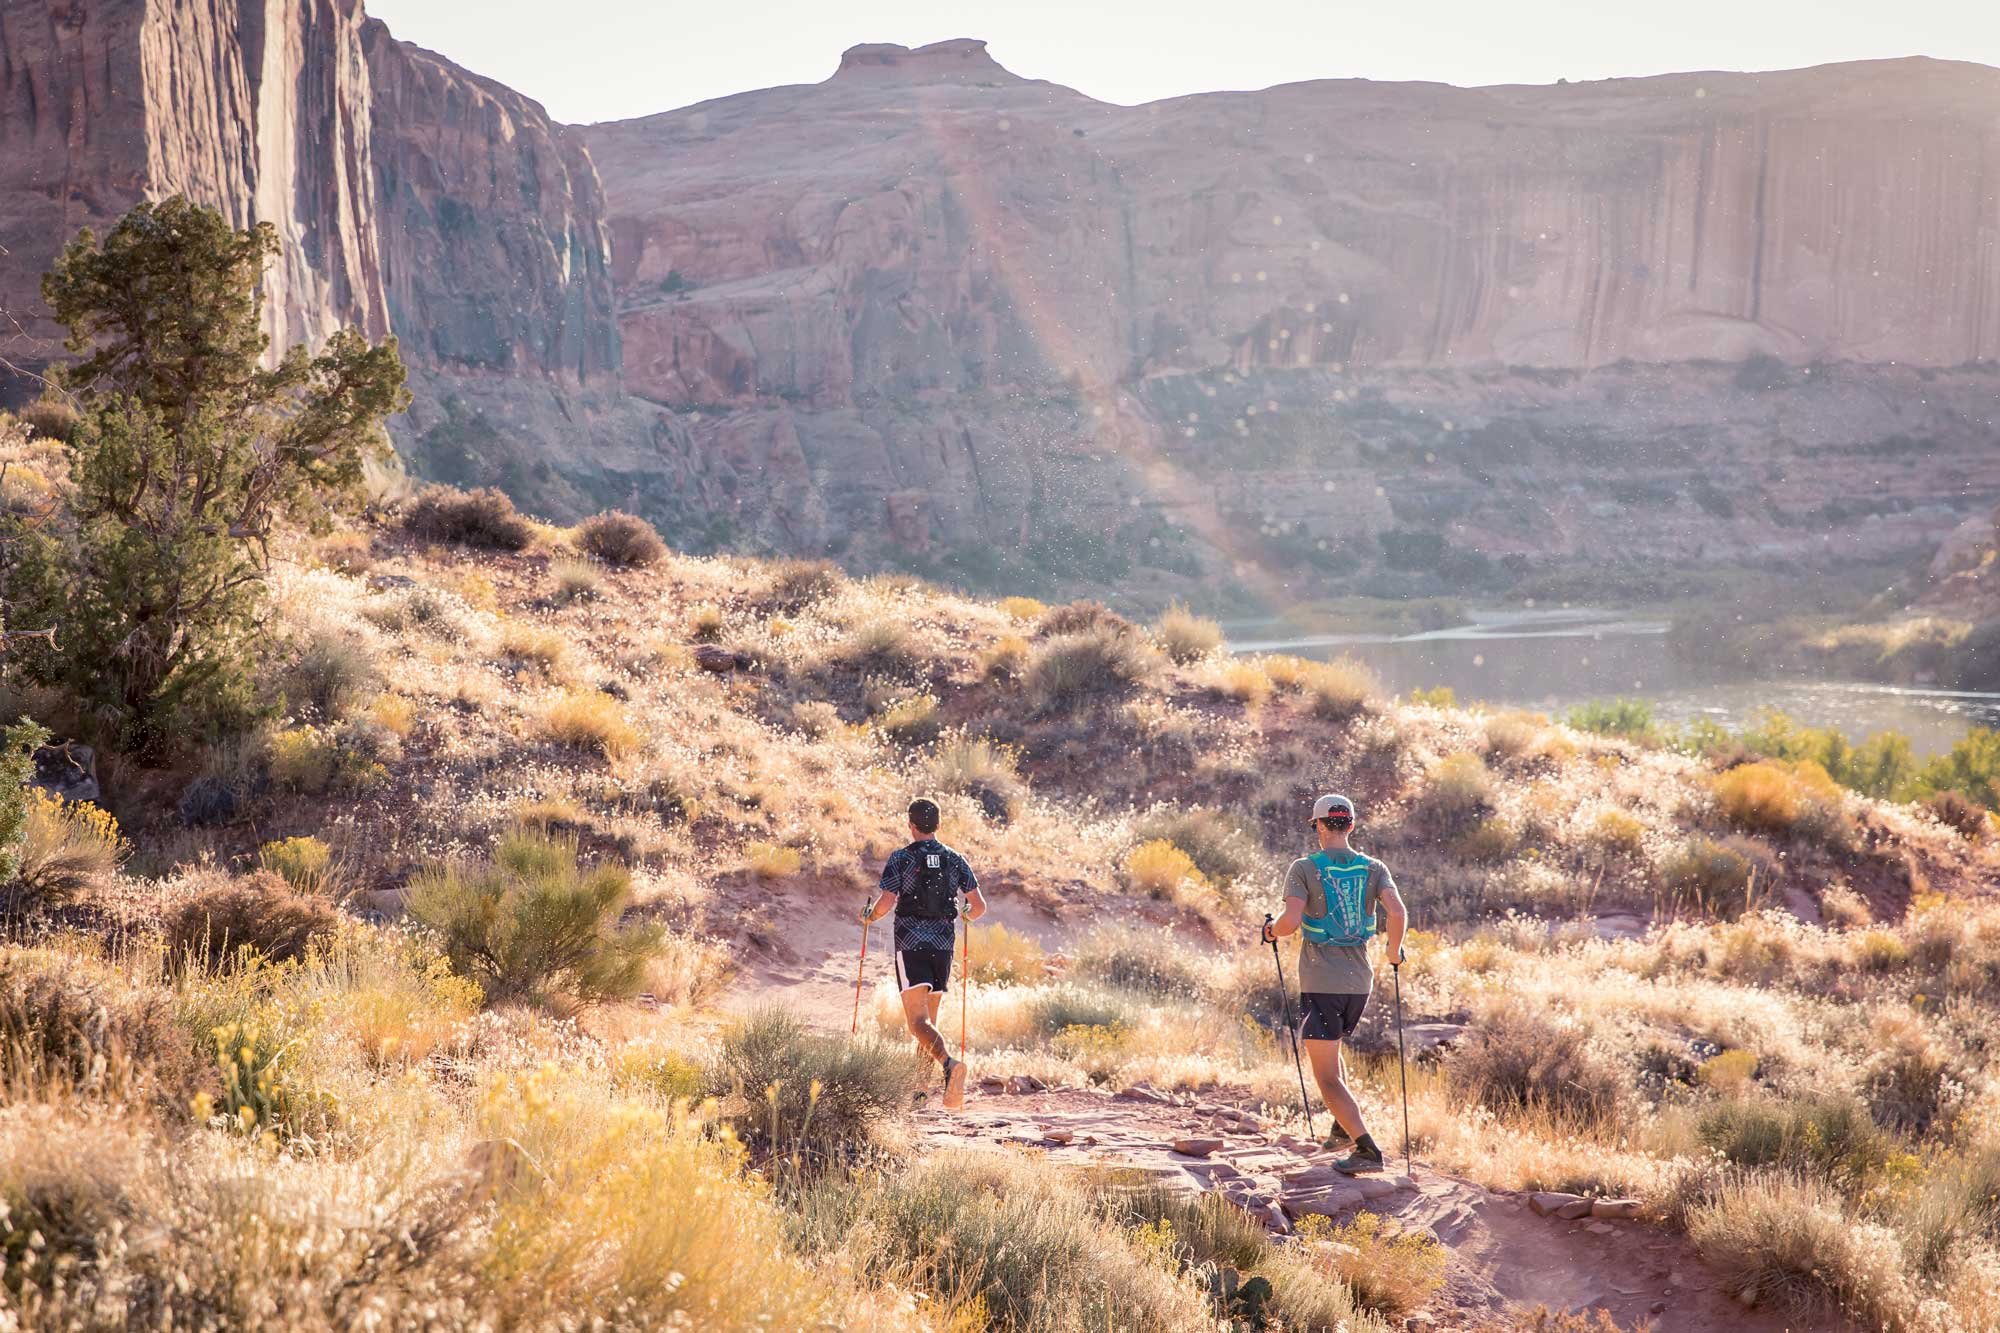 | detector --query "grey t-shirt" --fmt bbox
[1283,851,1395,994]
